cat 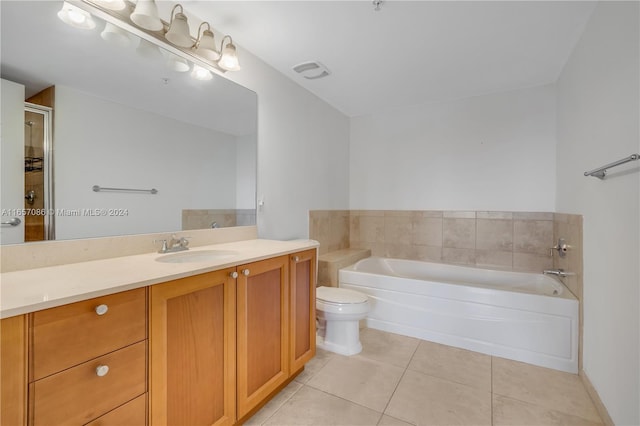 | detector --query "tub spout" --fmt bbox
[543,269,575,278]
